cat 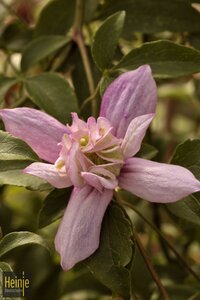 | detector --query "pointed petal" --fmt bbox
[118,157,200,203]
[100,65,157,138]
[0,108,69,163]
[122,114,155,158]
[55,185,113,270]
[24,162,71,188]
